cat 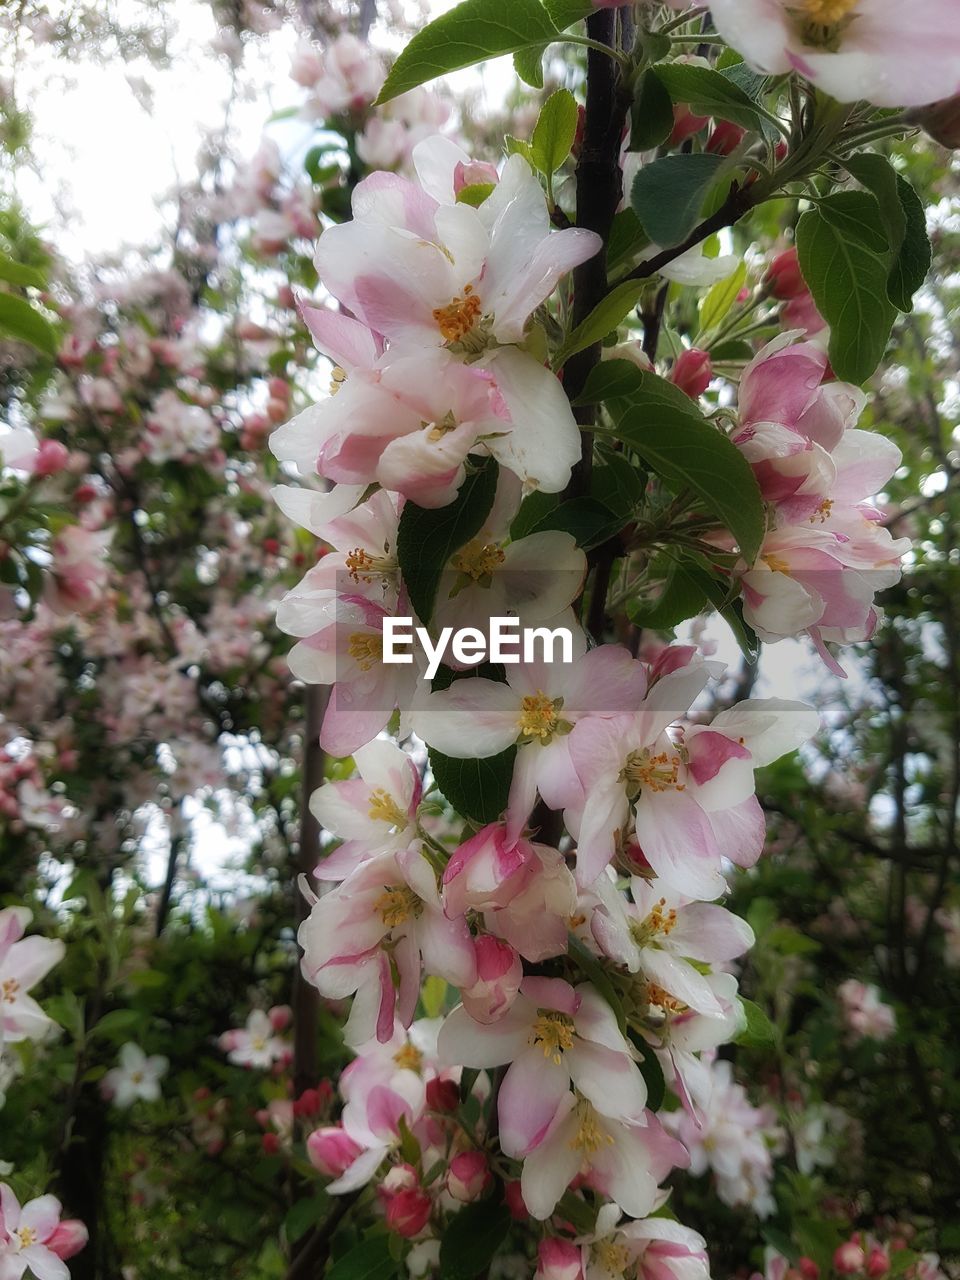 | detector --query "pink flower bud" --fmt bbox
[669,103,709,147]
[262,1132,281,1155]
[446,1151,492,1203]
[504,1180,528,1221]
[34,439,70,476]
[46,1220,89,1261]
[670,348,712,399]
[294,1087,324,1118]
[867,1249,890,1278]
[306,1125,361,1177]
[461,936,523,1025]
[268,1004,292,1031]
[707,120,746,155]
[383,1186,432,1238]
[765,248,806,300]
[453,159,500,201]
[535,1238,583,1280]
[426,1077,460,1113]
[834,1243,866,1274]
[798,1258,820,1280]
